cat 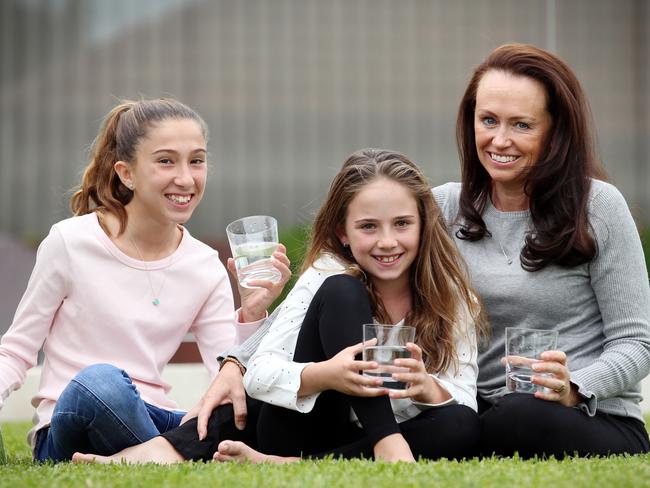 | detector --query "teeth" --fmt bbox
[167,194,191,204]
[375,255,399,263]
[490,153,518,163]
